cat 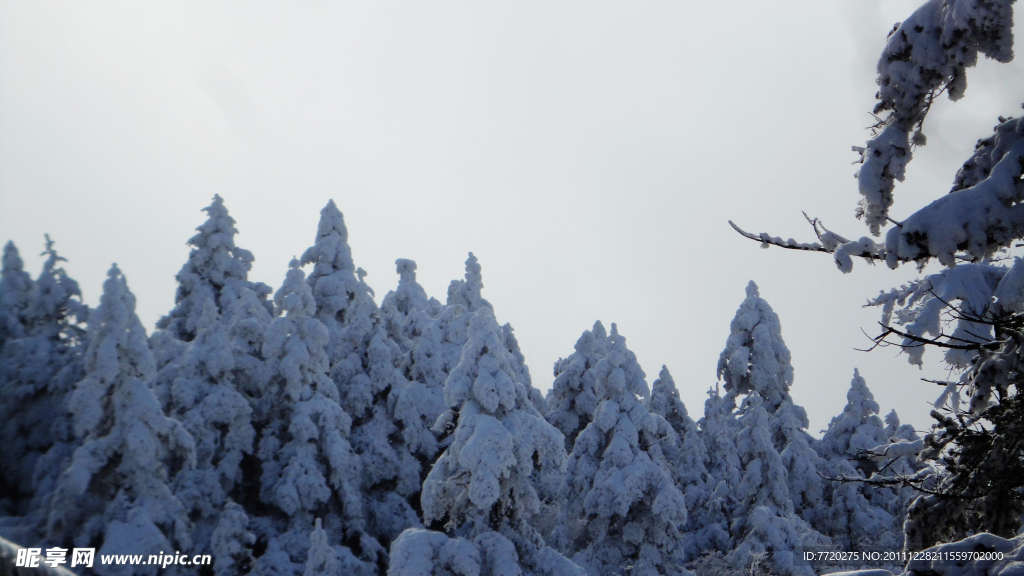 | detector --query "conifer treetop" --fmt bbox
[718,280,794,413]
[49,264,196,560]
[382,258,429,315]
[0,241,33,344]
[31,235,89,336]
[158,195,270,342]
[422,307,565,539]
[447,252,491,311]
[820,369,887,461]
